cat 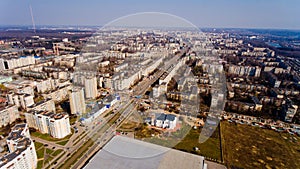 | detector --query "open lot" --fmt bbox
[221,121,300,169]
[136,120,300,168]
[174,125,222,161]
[136,121,222,161]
